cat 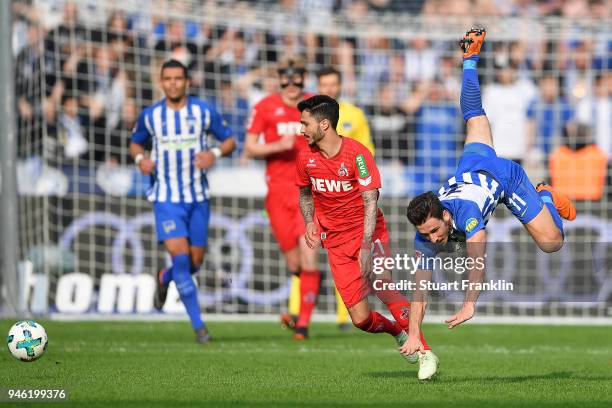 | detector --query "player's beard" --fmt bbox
[309,128,325,147]
[167,94,185,104]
